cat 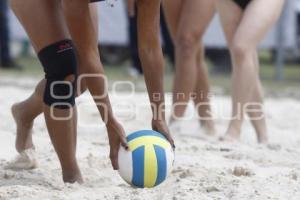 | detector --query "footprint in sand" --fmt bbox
[171,166,184,174]
[191,146,199,152]
[219,147,232,152]
[289,170,299,181]
[224,153,246,161]
[204,145,219,152]
[266,143,282,151]
[92,142,108,146]
[204,145,232,152]
[172,169,184,174]
[206,186,220,193]
[3,171,16,180]
[179,169,194,179]
[232,166,255,177]
[87,153,95,168]
[117,183,128,187]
